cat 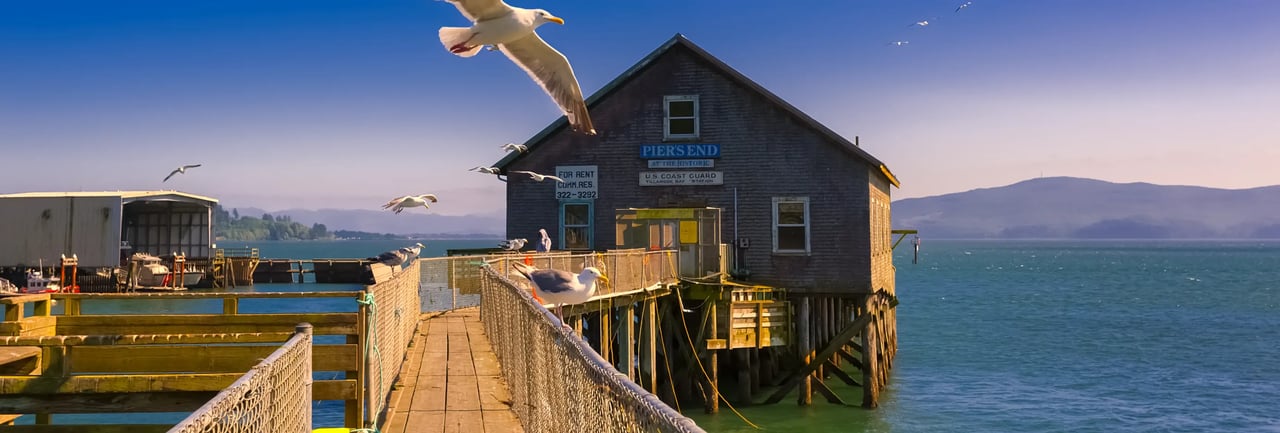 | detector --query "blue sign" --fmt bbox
[639,144,720,159]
